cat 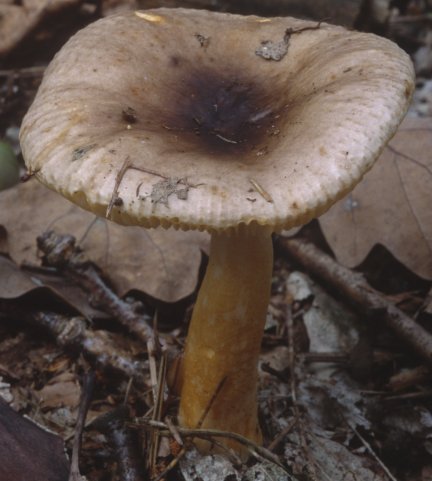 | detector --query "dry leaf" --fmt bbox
[180,449,240,481]
[37,372,80,410]
[320,116,432,280]
[306,435,385,481]
[0,255,108,318]
[180,449,296,481]
[0,180,209,302]
[0,255,38,298]
[0,397,69,481]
